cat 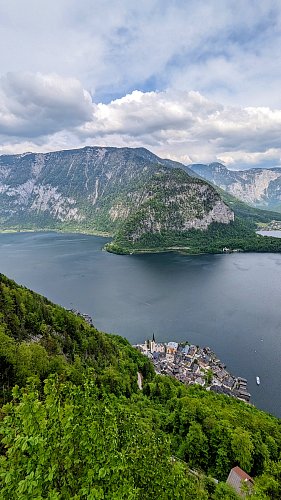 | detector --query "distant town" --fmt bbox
[134,336,251,403]
[259,220,281,231]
